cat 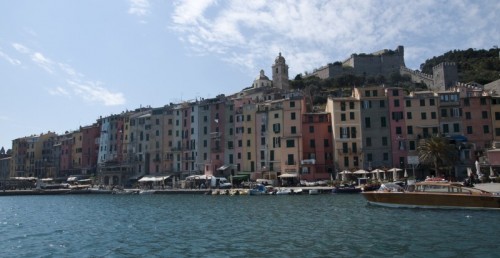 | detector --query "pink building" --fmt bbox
[301,112,334,181]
